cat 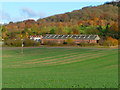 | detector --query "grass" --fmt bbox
[2,47,118,88]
